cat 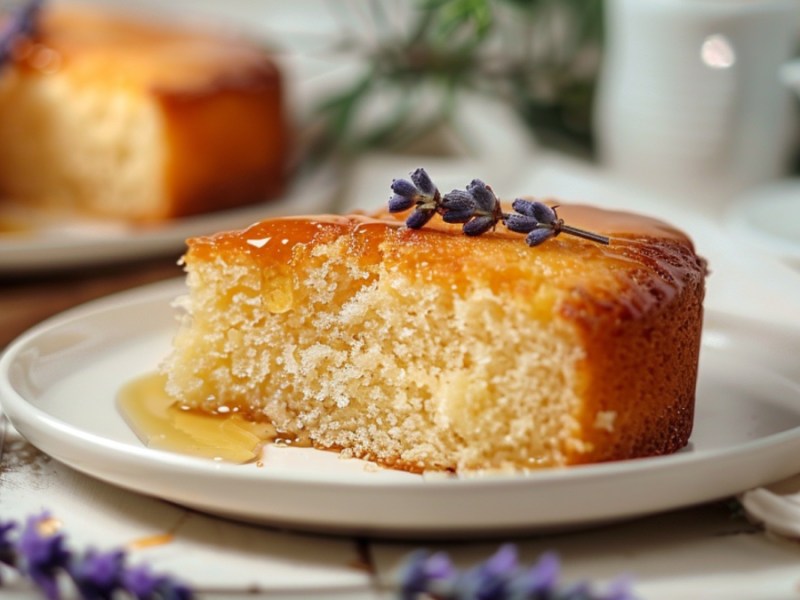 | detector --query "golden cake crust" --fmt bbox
[170,204,707,471]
